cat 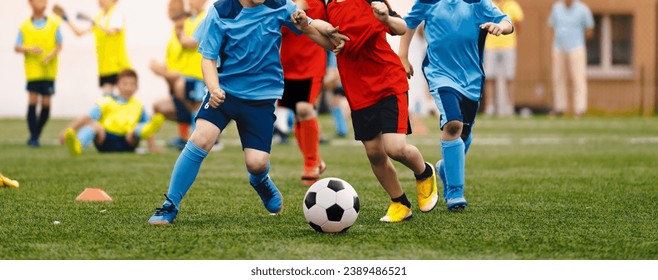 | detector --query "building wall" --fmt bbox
[514,0,657,116]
